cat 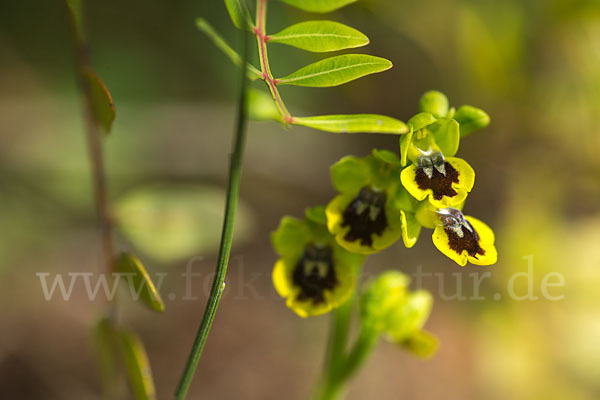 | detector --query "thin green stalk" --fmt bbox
[316,299,353,400]
[66,1,116,316]
[254,0,293,124]
[326,297,353,381]
[174,23,251,400]
[337,326,378,384]
[317,309,379,400]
